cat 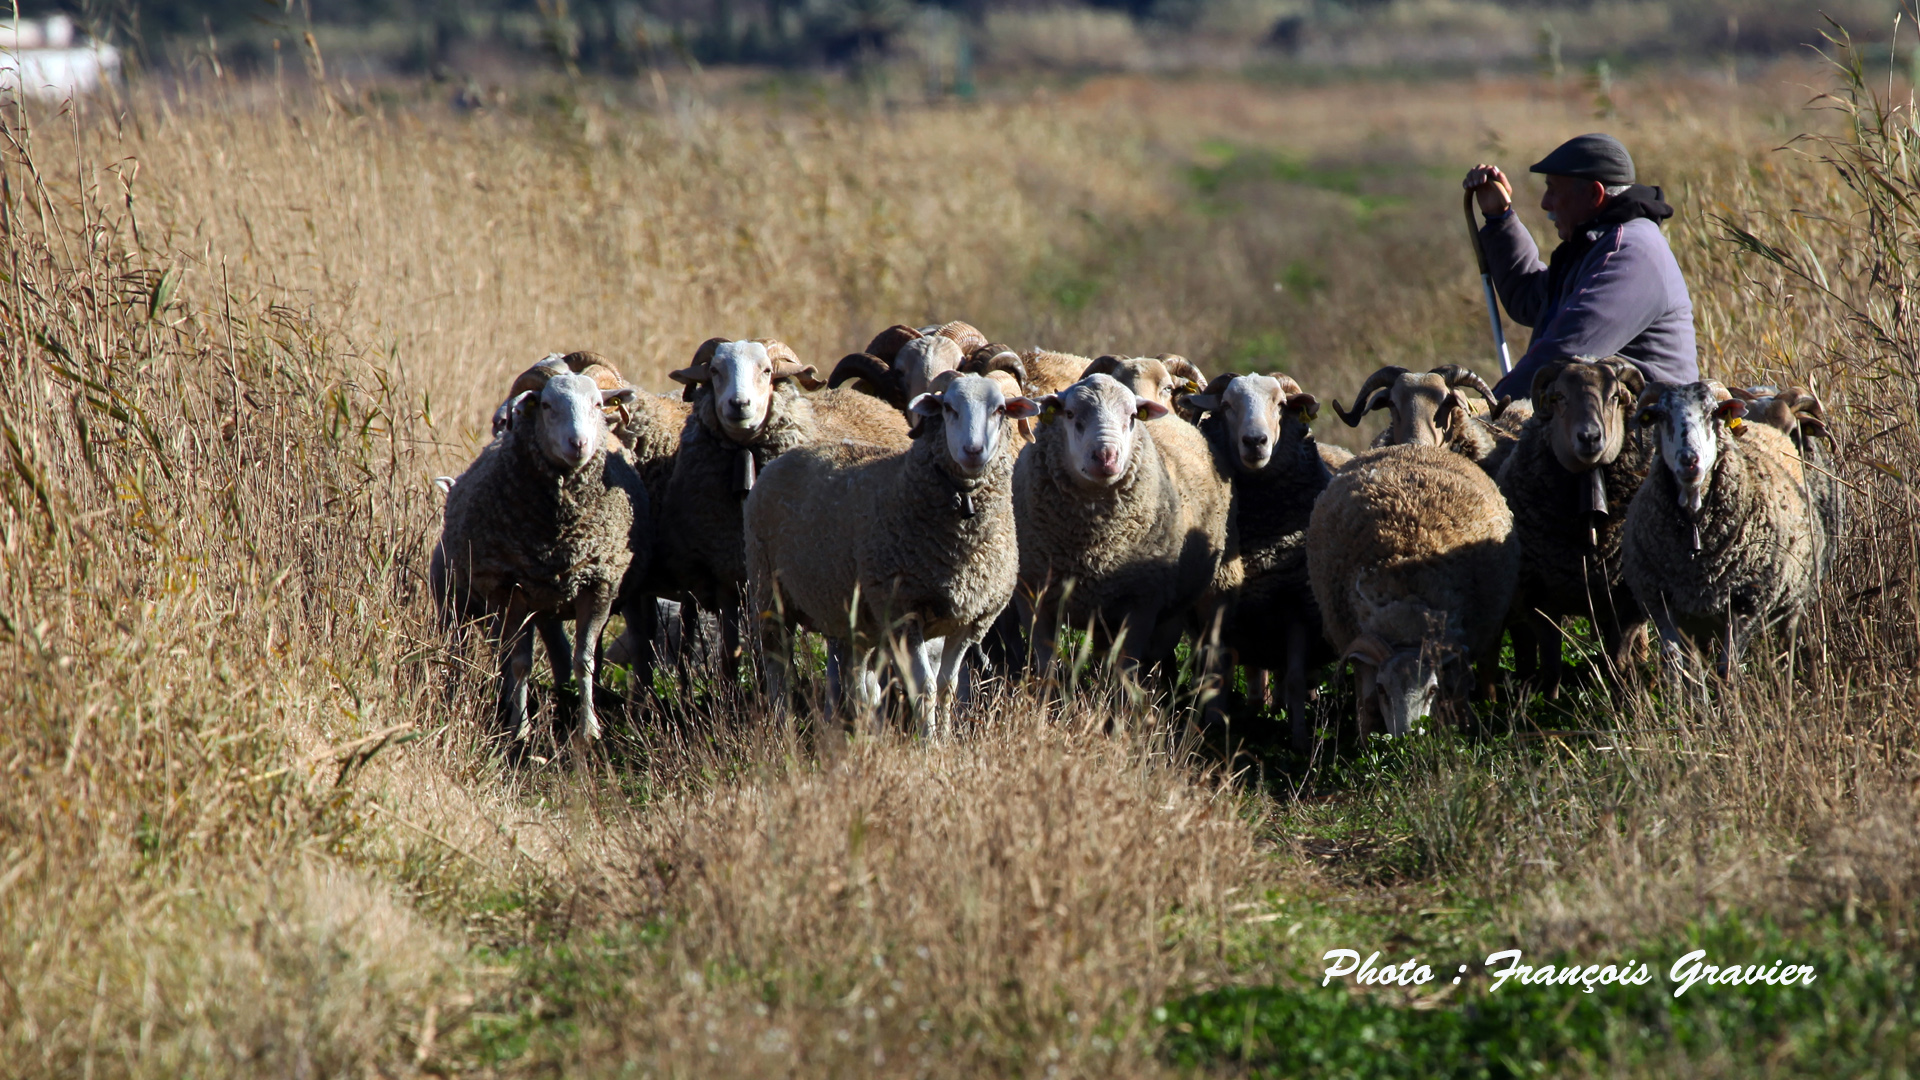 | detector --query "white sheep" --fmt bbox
[1012,371,1235,678]
[745,373,1039,735]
